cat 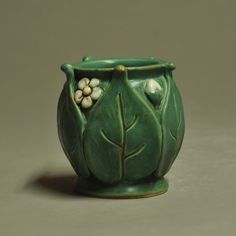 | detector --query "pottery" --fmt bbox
[57,56,185,198]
